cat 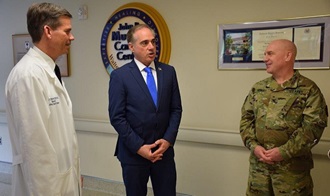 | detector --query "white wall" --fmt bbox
[1,0,330,195]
